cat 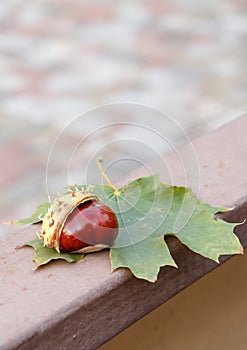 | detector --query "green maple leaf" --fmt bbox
[14,175,243,282]
[84,175,242,281]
